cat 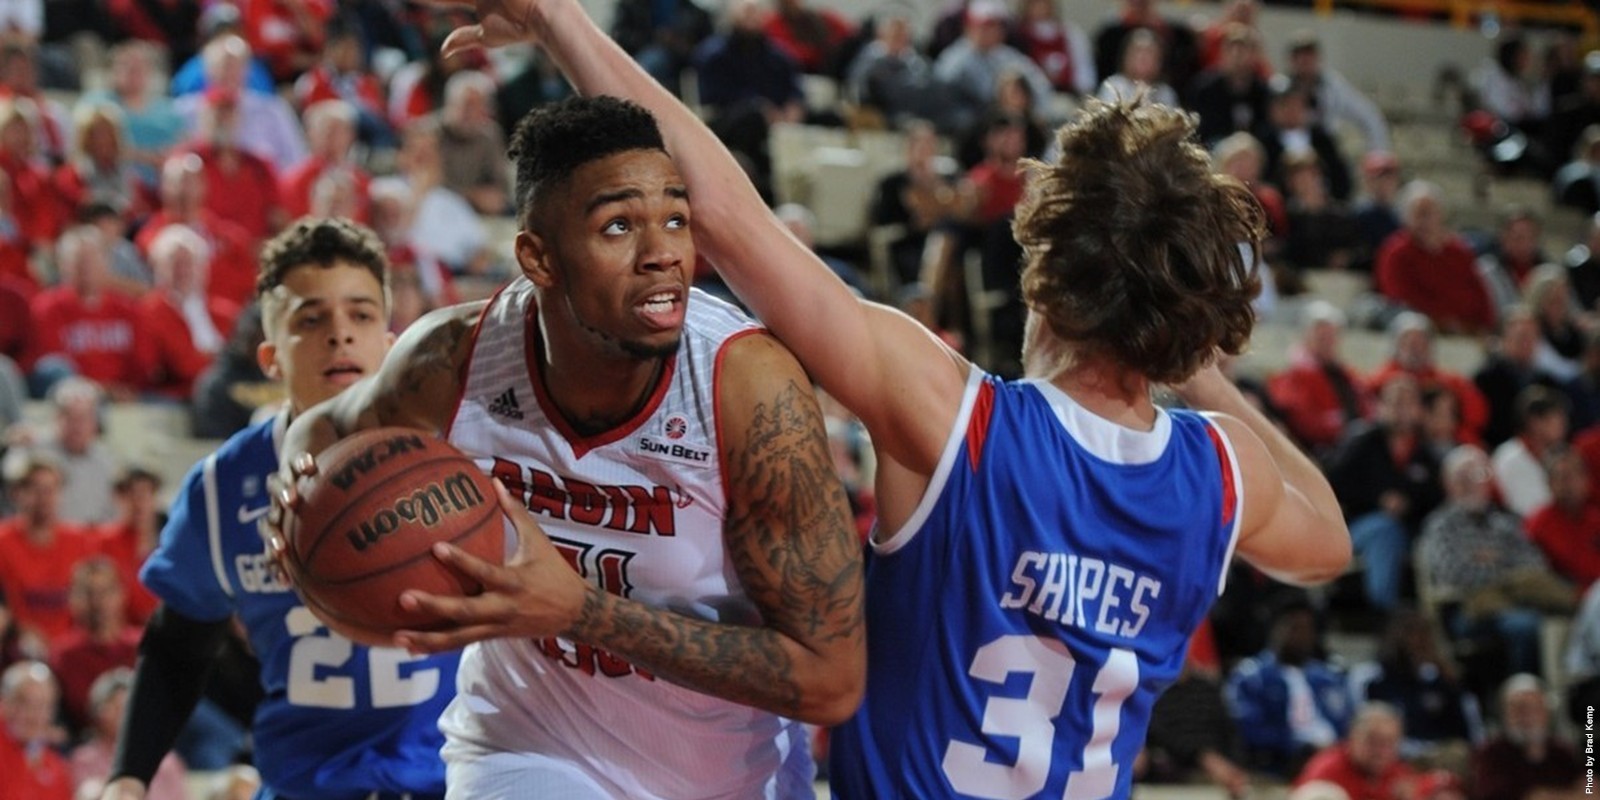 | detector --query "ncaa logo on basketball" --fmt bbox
[664,415,689,440]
